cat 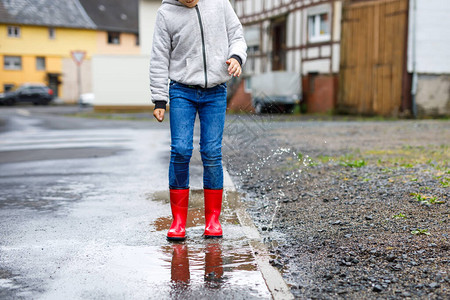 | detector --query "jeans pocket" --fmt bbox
[218,83,227,90]
[169,81,178,100]
[213,83,227,99]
